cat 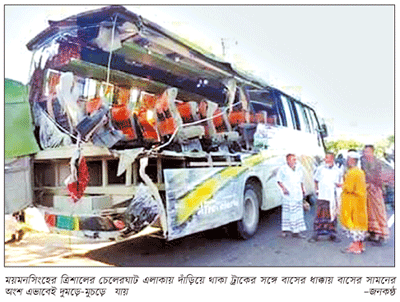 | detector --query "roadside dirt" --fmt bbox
[5,229,112,266]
